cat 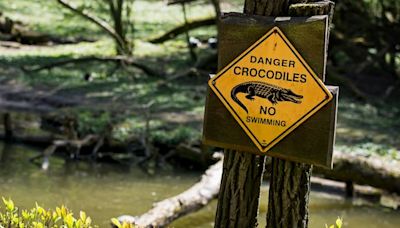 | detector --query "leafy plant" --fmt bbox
[325,217,343,228]
[0,197,96,228]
